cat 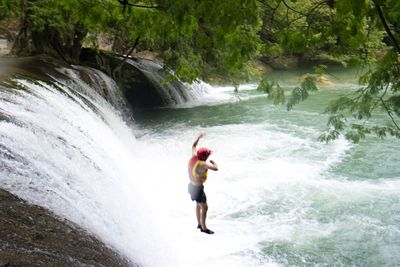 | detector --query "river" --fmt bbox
[1,65,399,266]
